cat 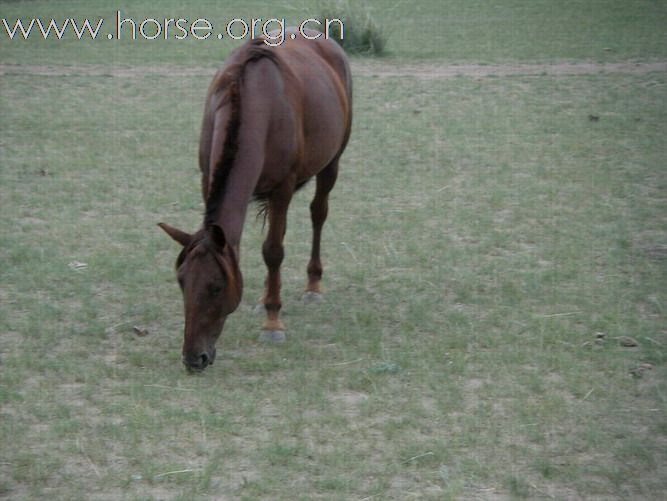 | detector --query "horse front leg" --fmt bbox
[259,187,292,343]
